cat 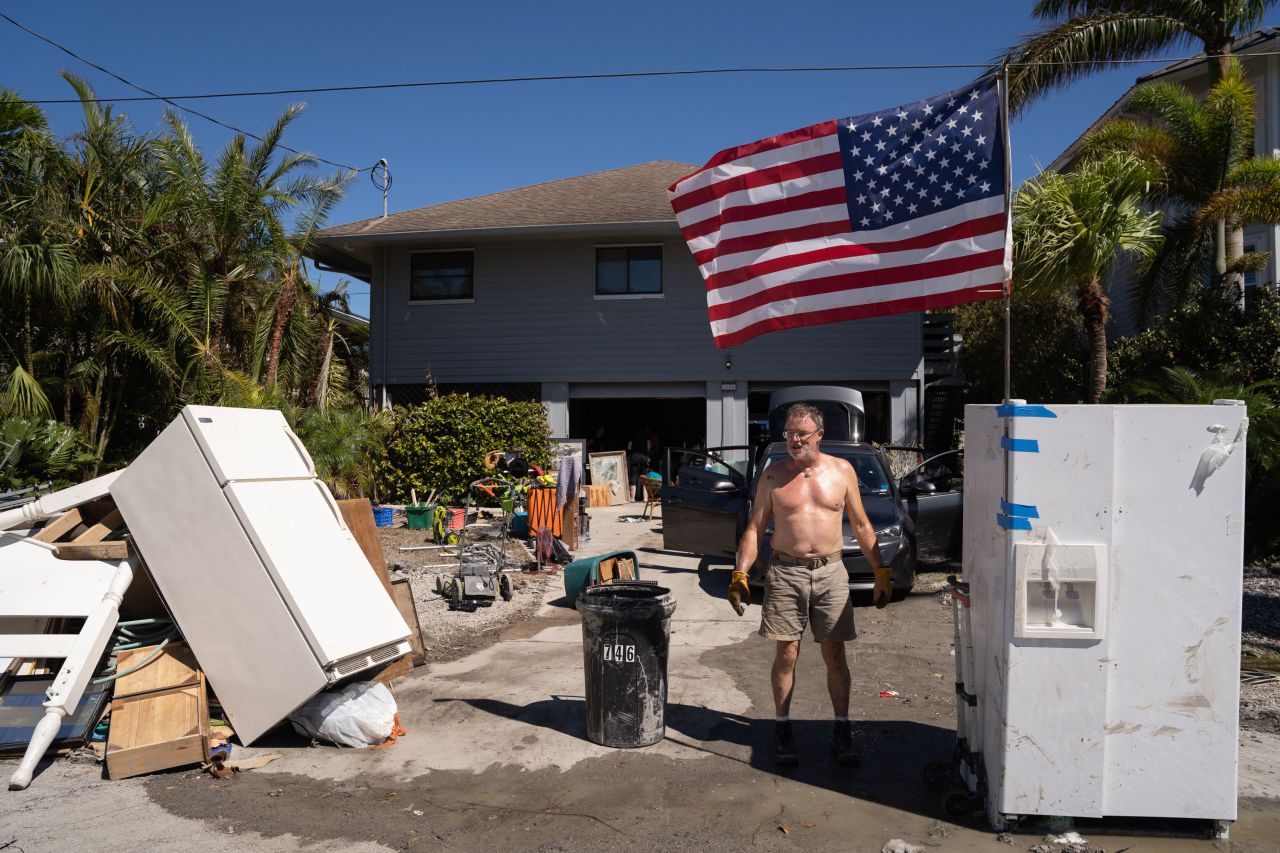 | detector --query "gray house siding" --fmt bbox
[369,230,924,387]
